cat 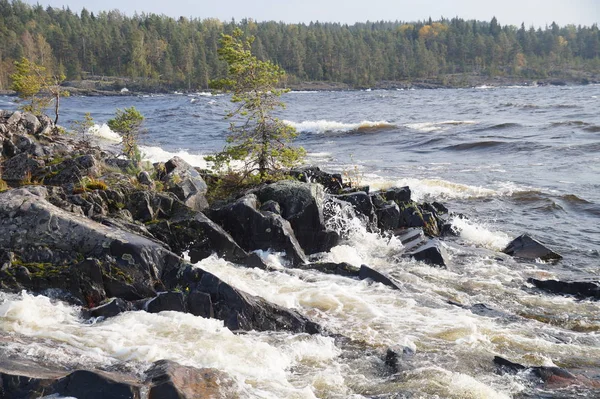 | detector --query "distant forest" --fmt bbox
[1,0,599,90]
